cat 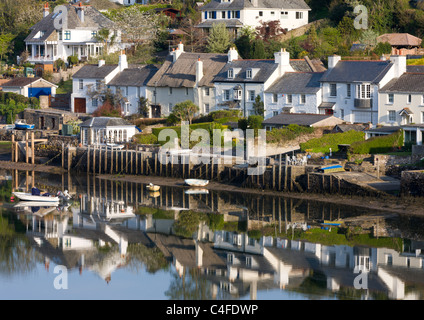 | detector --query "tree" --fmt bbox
[171,100,199,124]
[0,33,15,61]
[234,35,252,59]
[94,28,116,55]
[373,41,392,56]
[138,97,149,118]
[256,20,285,42]
[252,39,266,59]
[206,23,231,53]
[252,95,264,116]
